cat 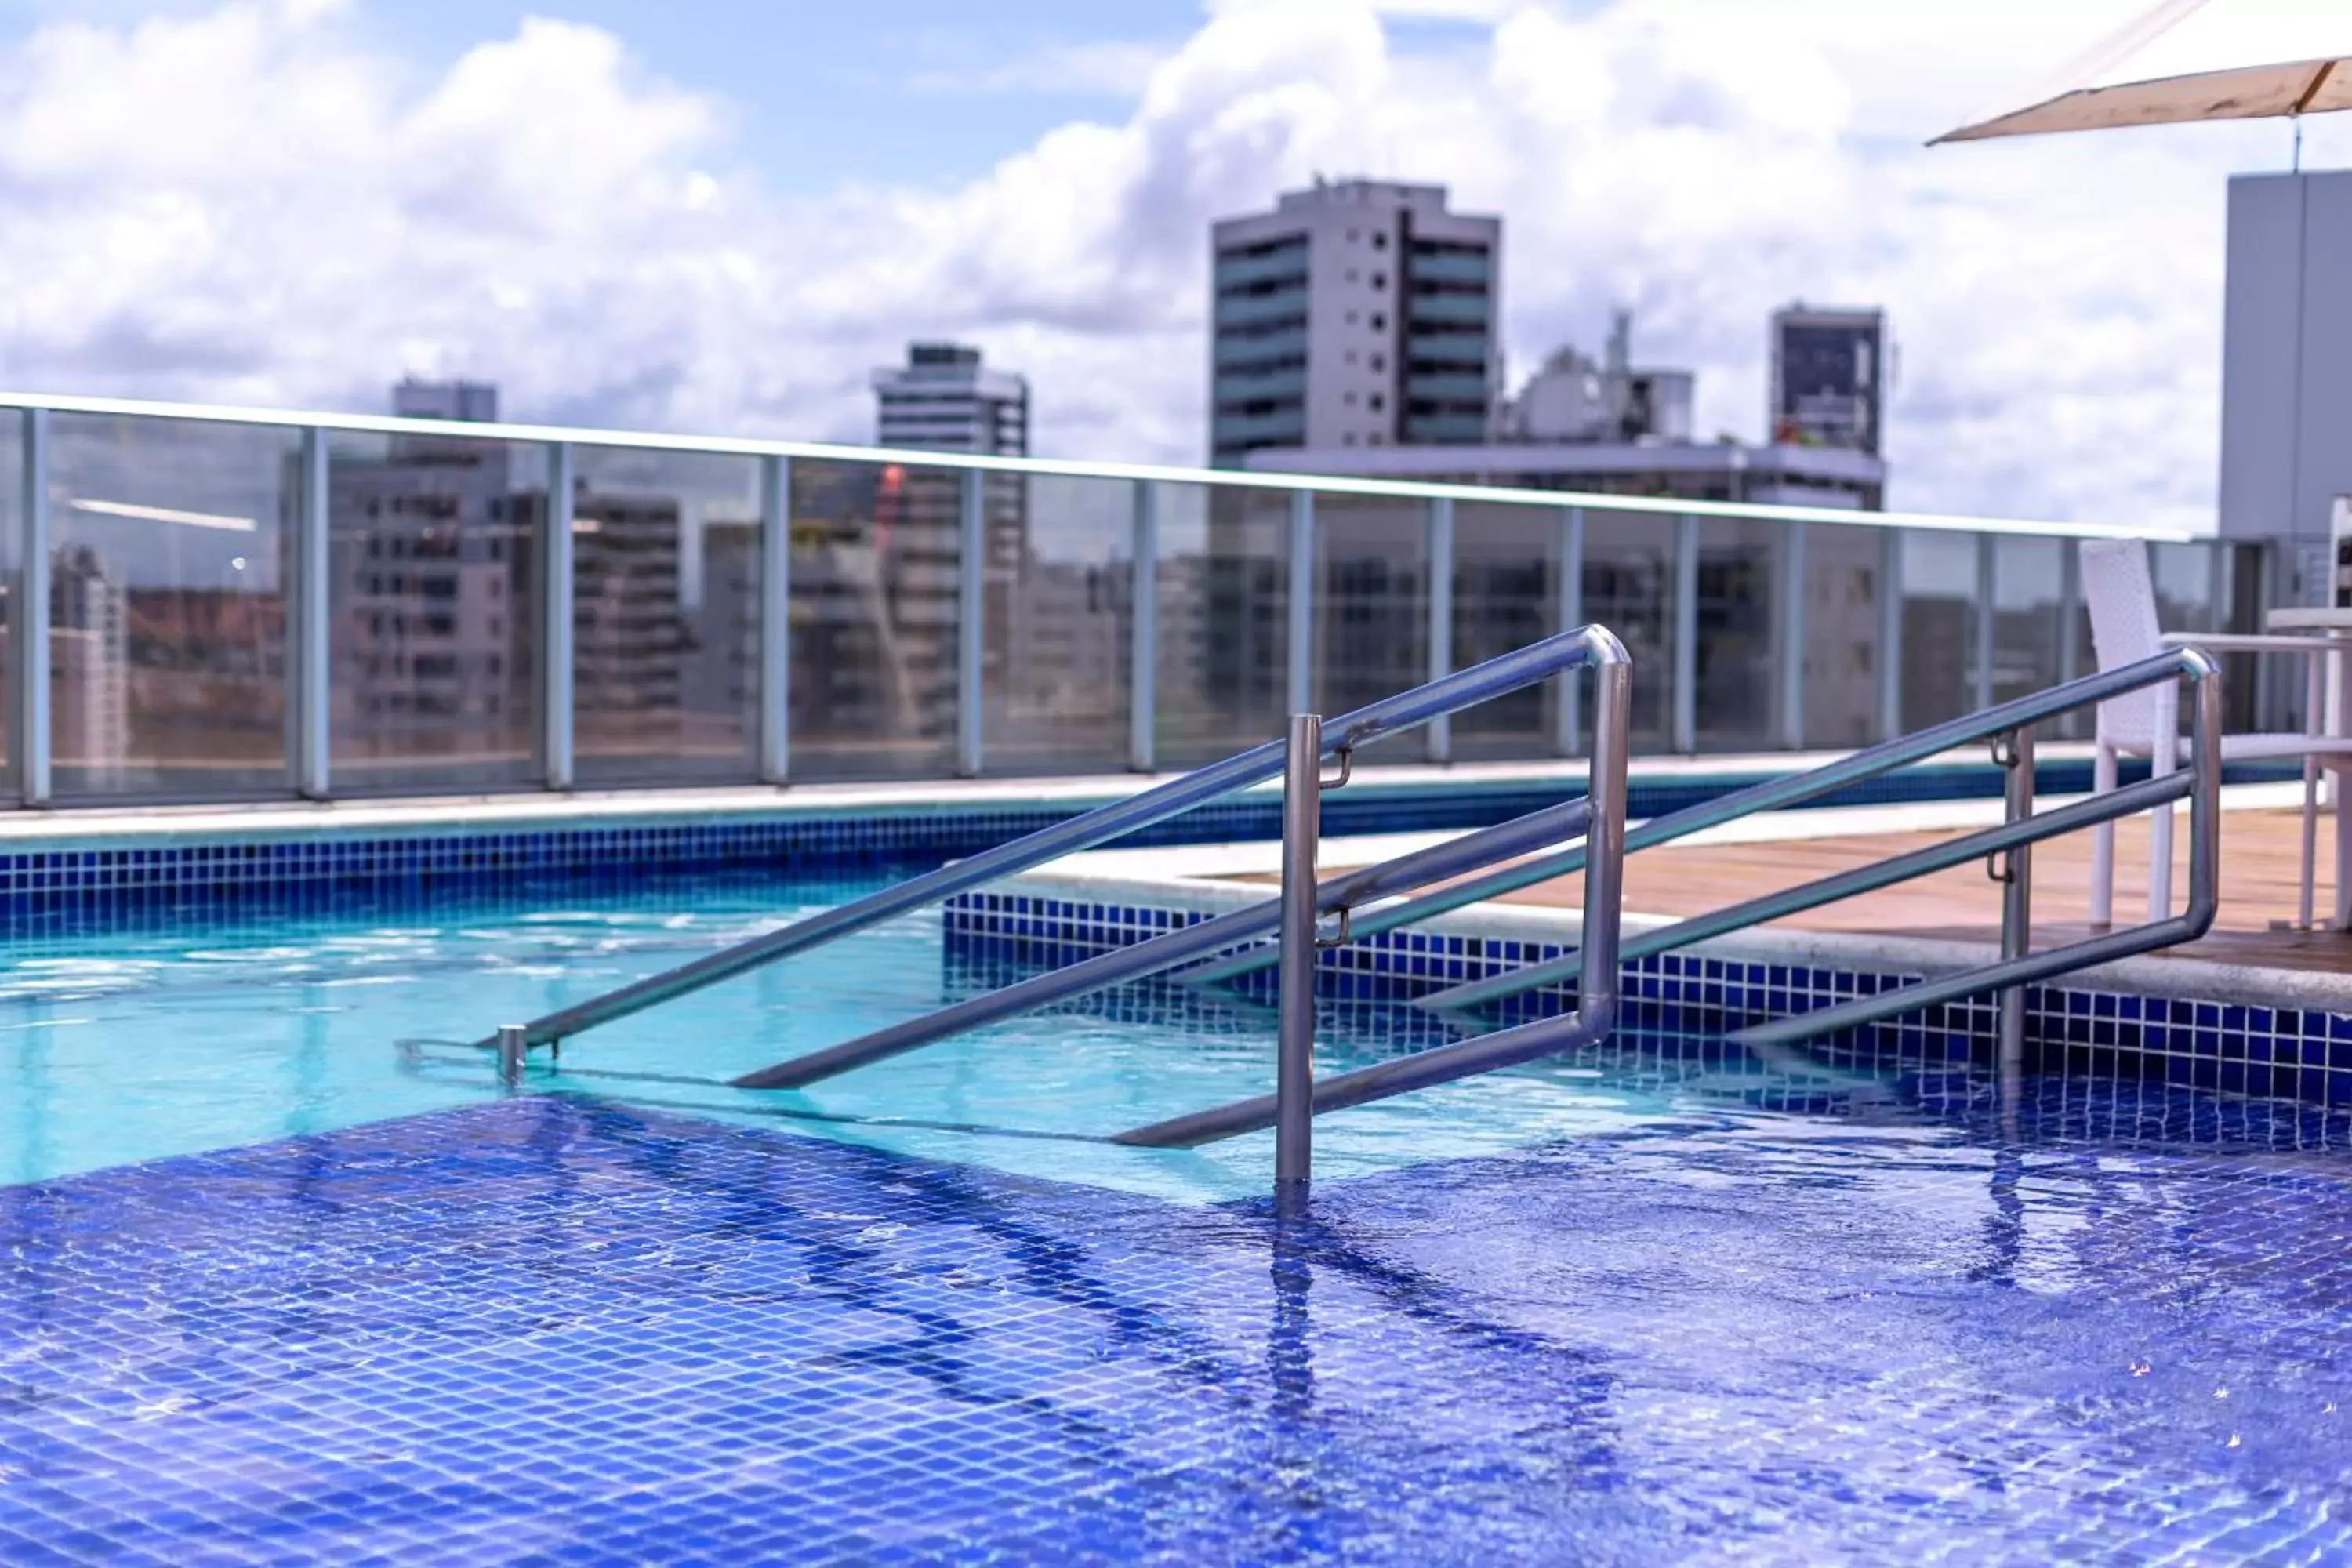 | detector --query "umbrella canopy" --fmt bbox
[1936,0,2352,143]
